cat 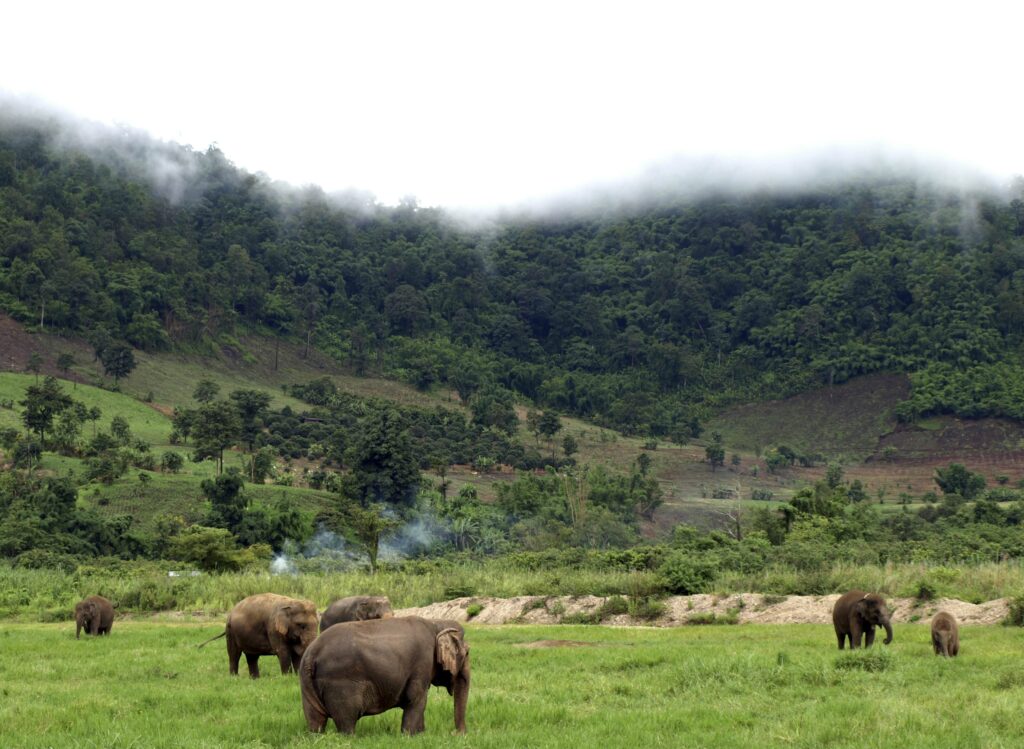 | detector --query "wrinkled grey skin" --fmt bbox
[832,590,894,649]
[931,611,960,657]
[74,595,114,639]
[319,596,394,633]
[300,616,470,735]
[198,593,319,678]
